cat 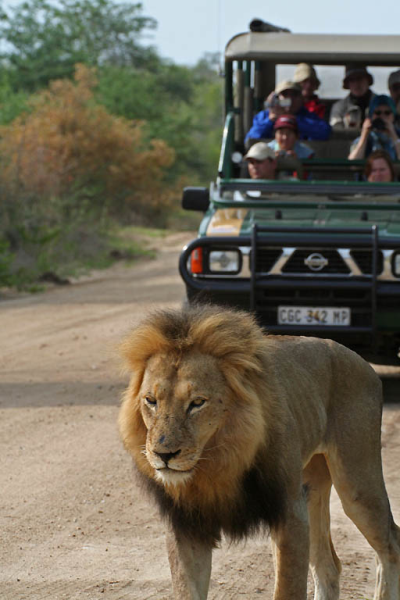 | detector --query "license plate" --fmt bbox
[278,306,351,326]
